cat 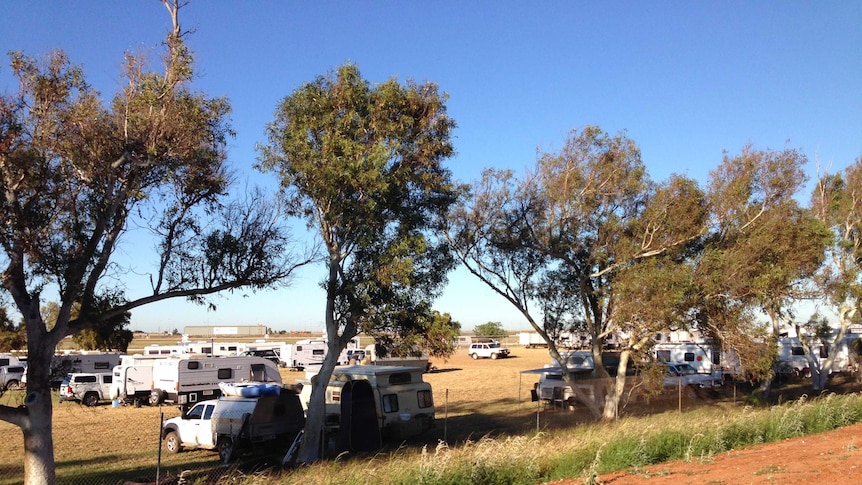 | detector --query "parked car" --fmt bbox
[469,341,511,360]
[240,349,281,364]
[663,362,722,389]
[0,365,26,391]
[58,372,113,406]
